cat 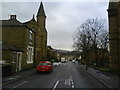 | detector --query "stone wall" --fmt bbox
[108,1,120,74]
